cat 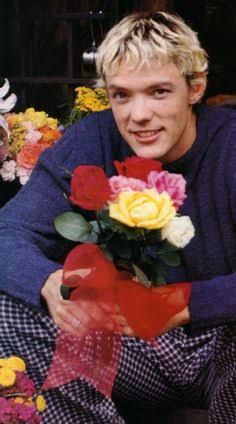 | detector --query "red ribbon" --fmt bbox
[43,244,191,396]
